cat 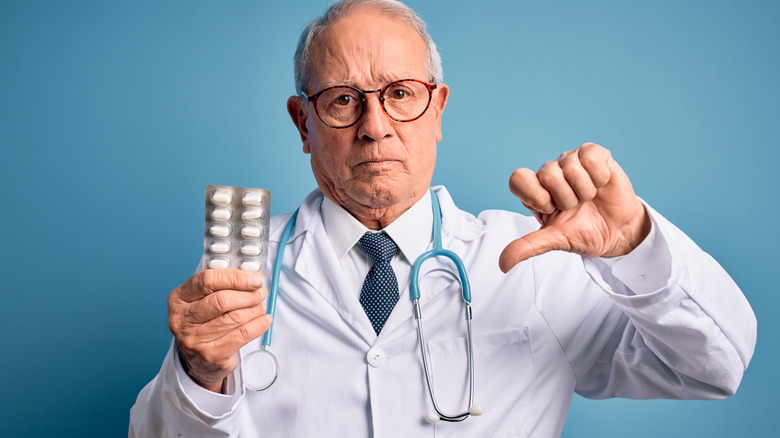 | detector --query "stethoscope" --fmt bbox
[242,189,482,423]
